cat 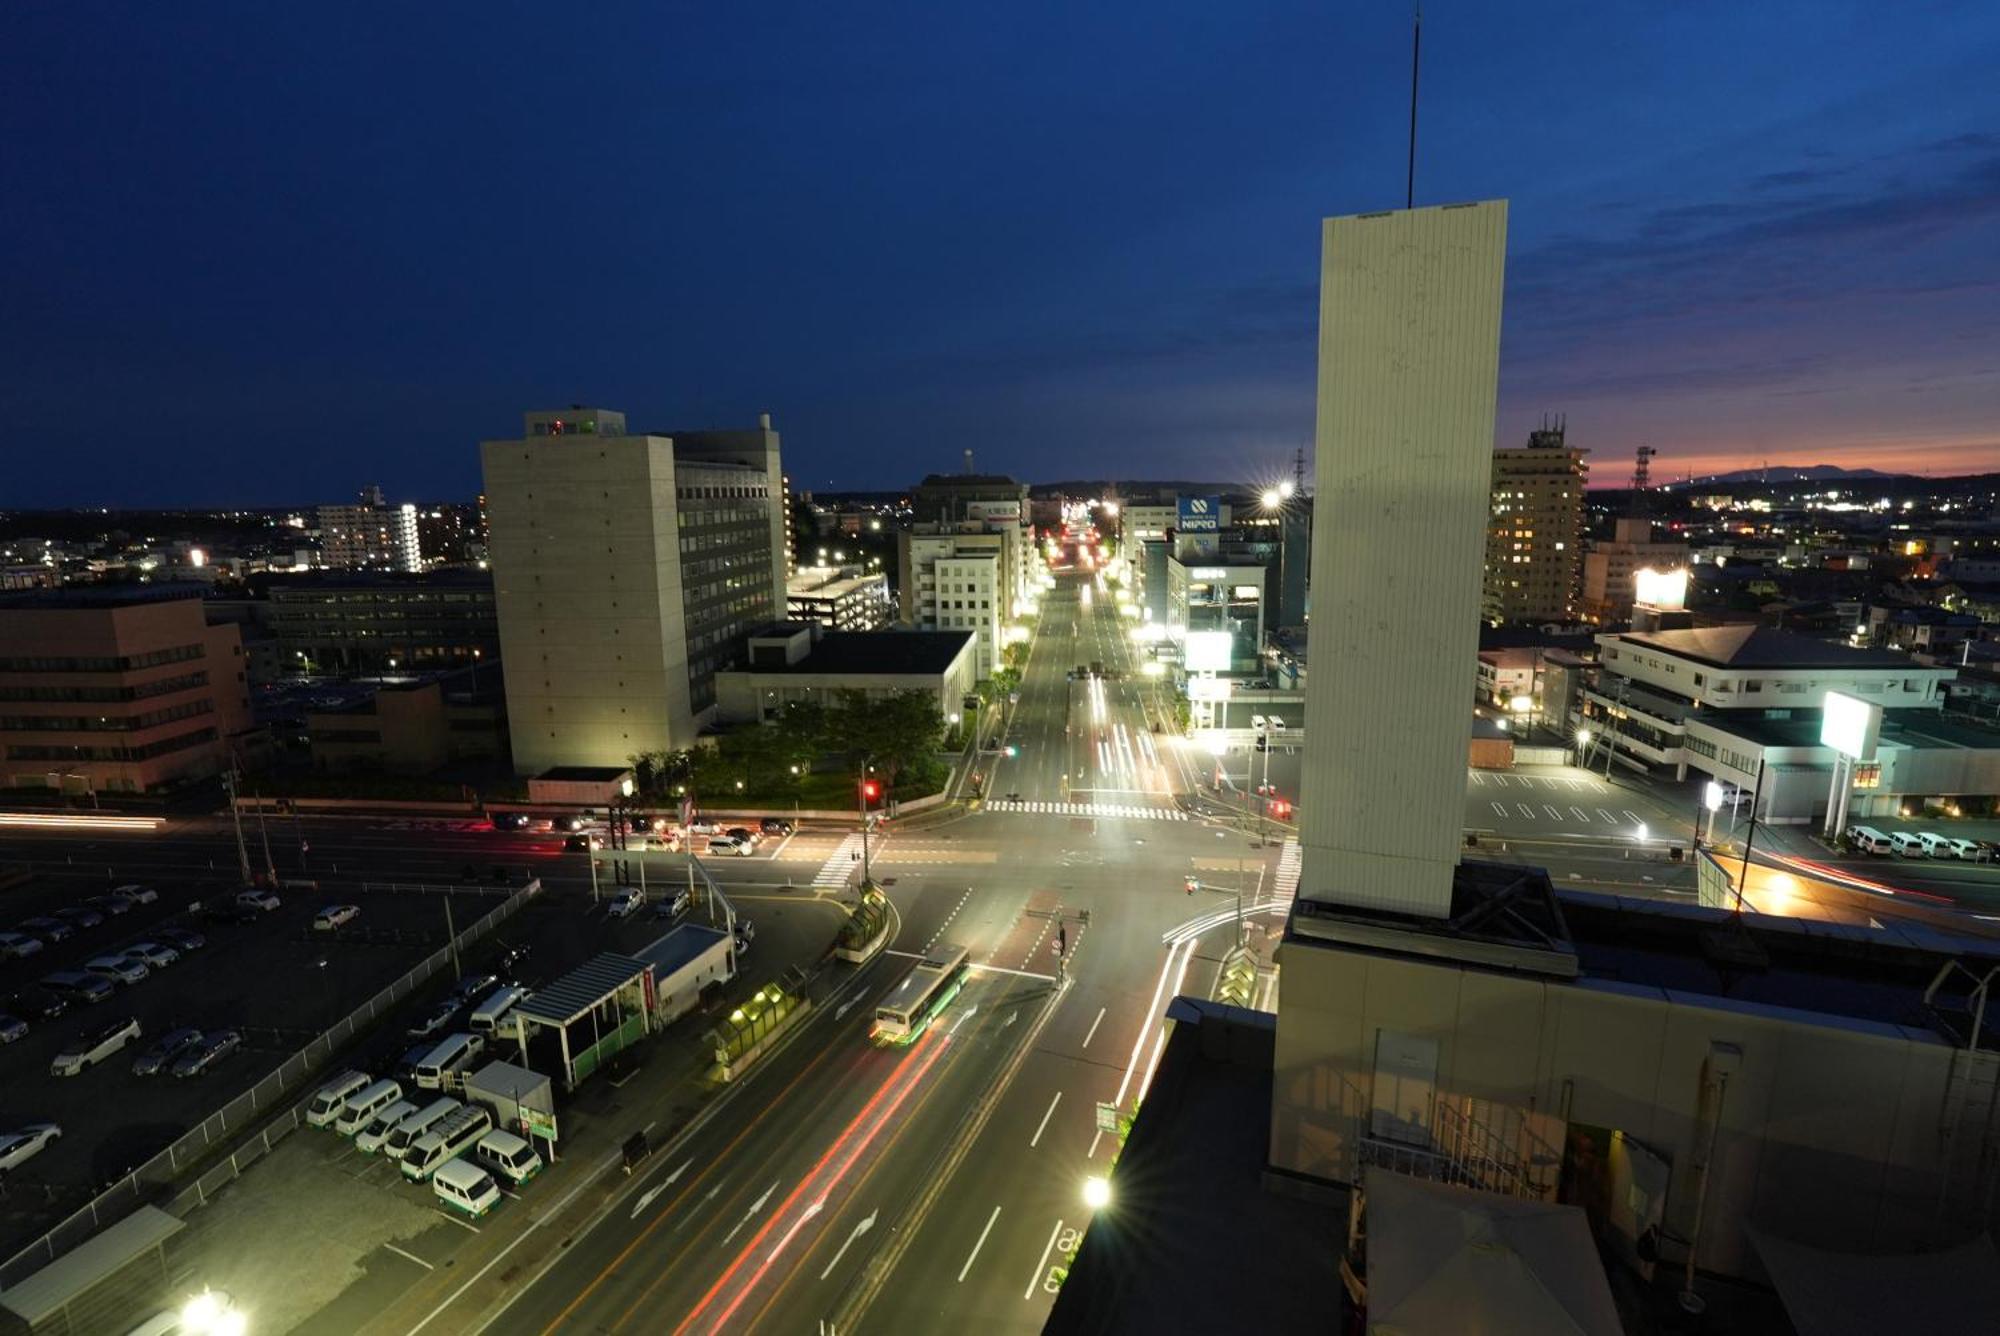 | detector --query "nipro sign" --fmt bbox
[1176,496,1220,534]
[1820,690,1882,761]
